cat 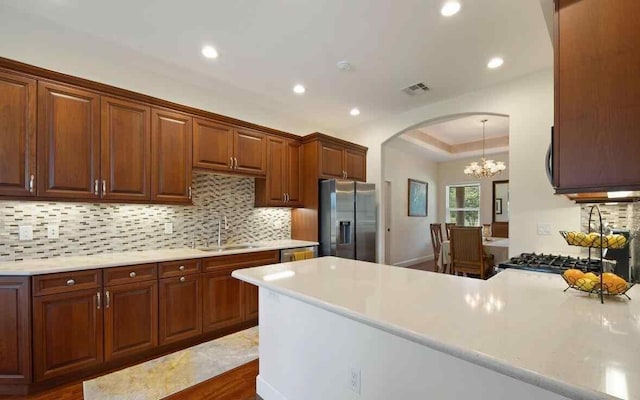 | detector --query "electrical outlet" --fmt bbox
[164,222,173,234]
[348,367,361,395]
[537,223,552,236]
[47,224,59,239]
[18,225,33,241]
